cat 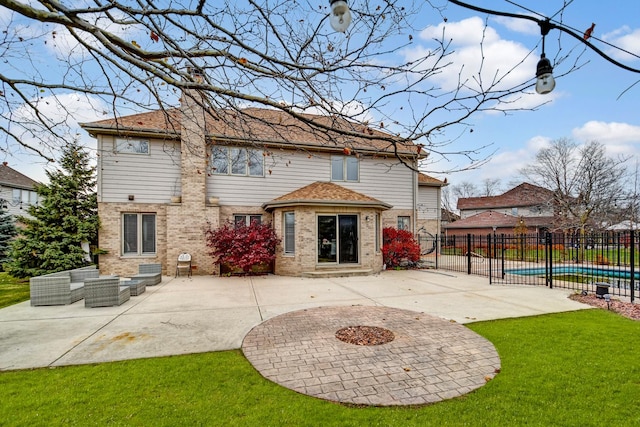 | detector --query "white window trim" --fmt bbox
[122,213,157,256]
[283,211,295,255]
[330,155,359,182]
[234,214,263,227]
[115,138,150,155]
[211,146,264,177]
